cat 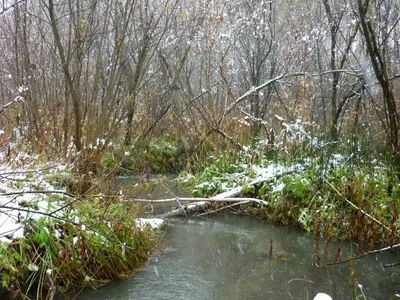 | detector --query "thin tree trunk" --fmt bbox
[357,0,400,177]
[48,0,83,152]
